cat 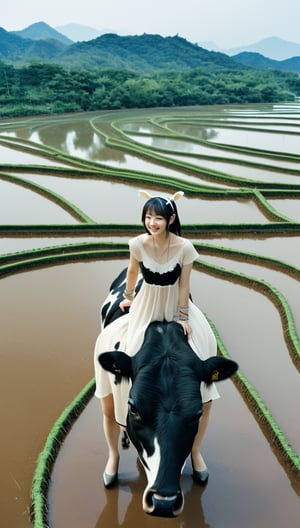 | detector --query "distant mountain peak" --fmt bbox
[225,36,300,60]
[12,21,73,45]
[56,23,110,42]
